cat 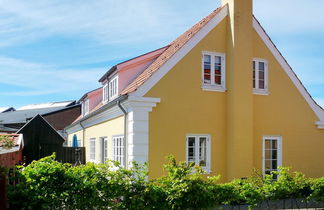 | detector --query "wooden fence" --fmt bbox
[37,145,86,165]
